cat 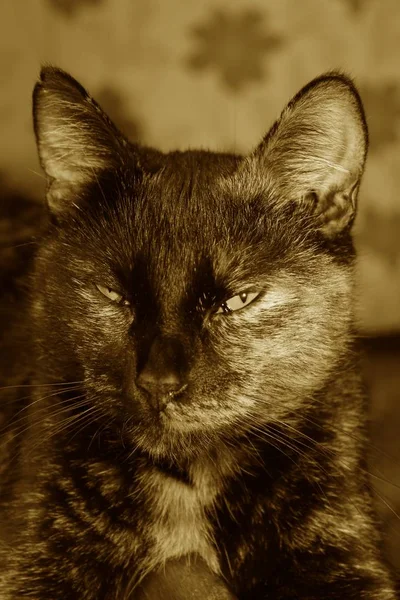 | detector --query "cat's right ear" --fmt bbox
[224,73,368,239]
[33,67,132,215]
